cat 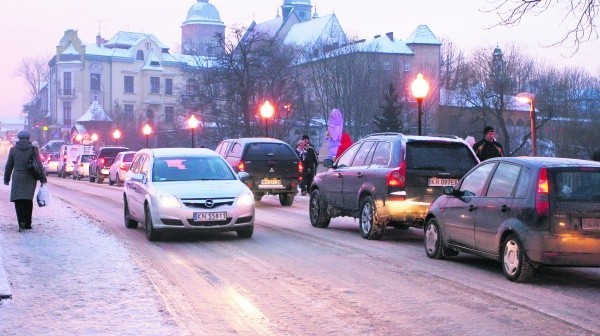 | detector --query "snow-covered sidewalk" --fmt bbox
[0,183,177,335]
